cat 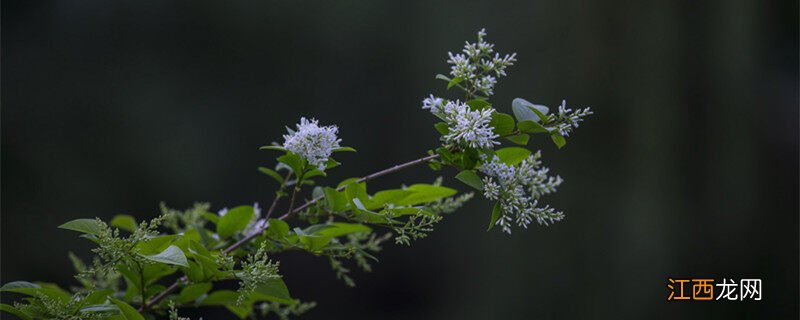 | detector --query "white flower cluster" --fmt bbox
[446,28,517,96]
[424,99,499,149]
[549,100,593,137]
[480,152,564,234]
[217,203,268,238]
[283,117,341,170]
